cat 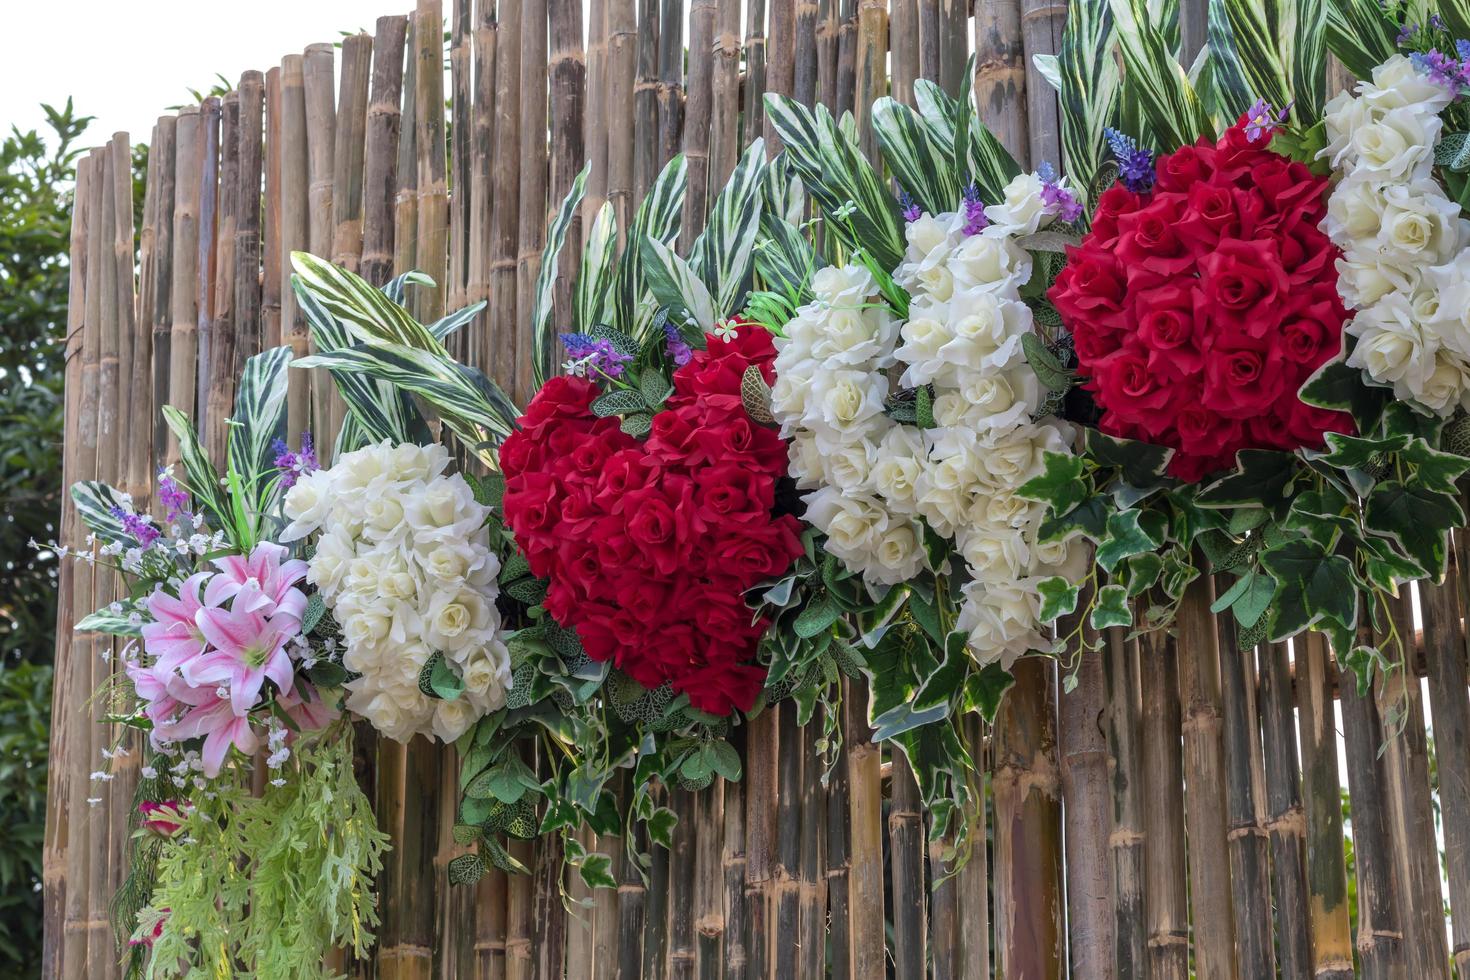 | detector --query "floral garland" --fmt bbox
[772,172,1086,668]
[281,439,511,742]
